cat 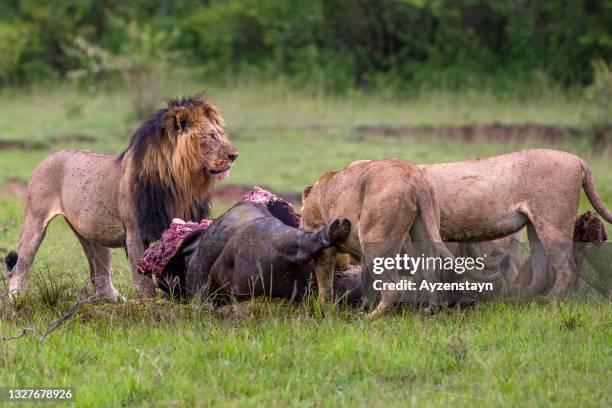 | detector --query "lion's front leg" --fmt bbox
[125,227,156,298]
[314,247,337,303]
